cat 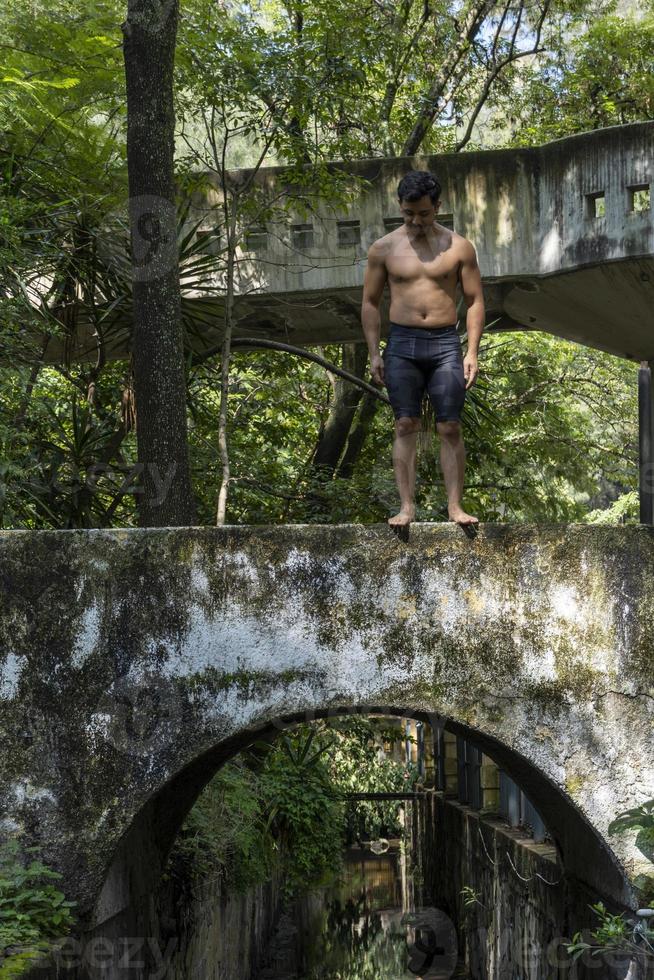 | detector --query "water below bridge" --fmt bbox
[256,843,470,979]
